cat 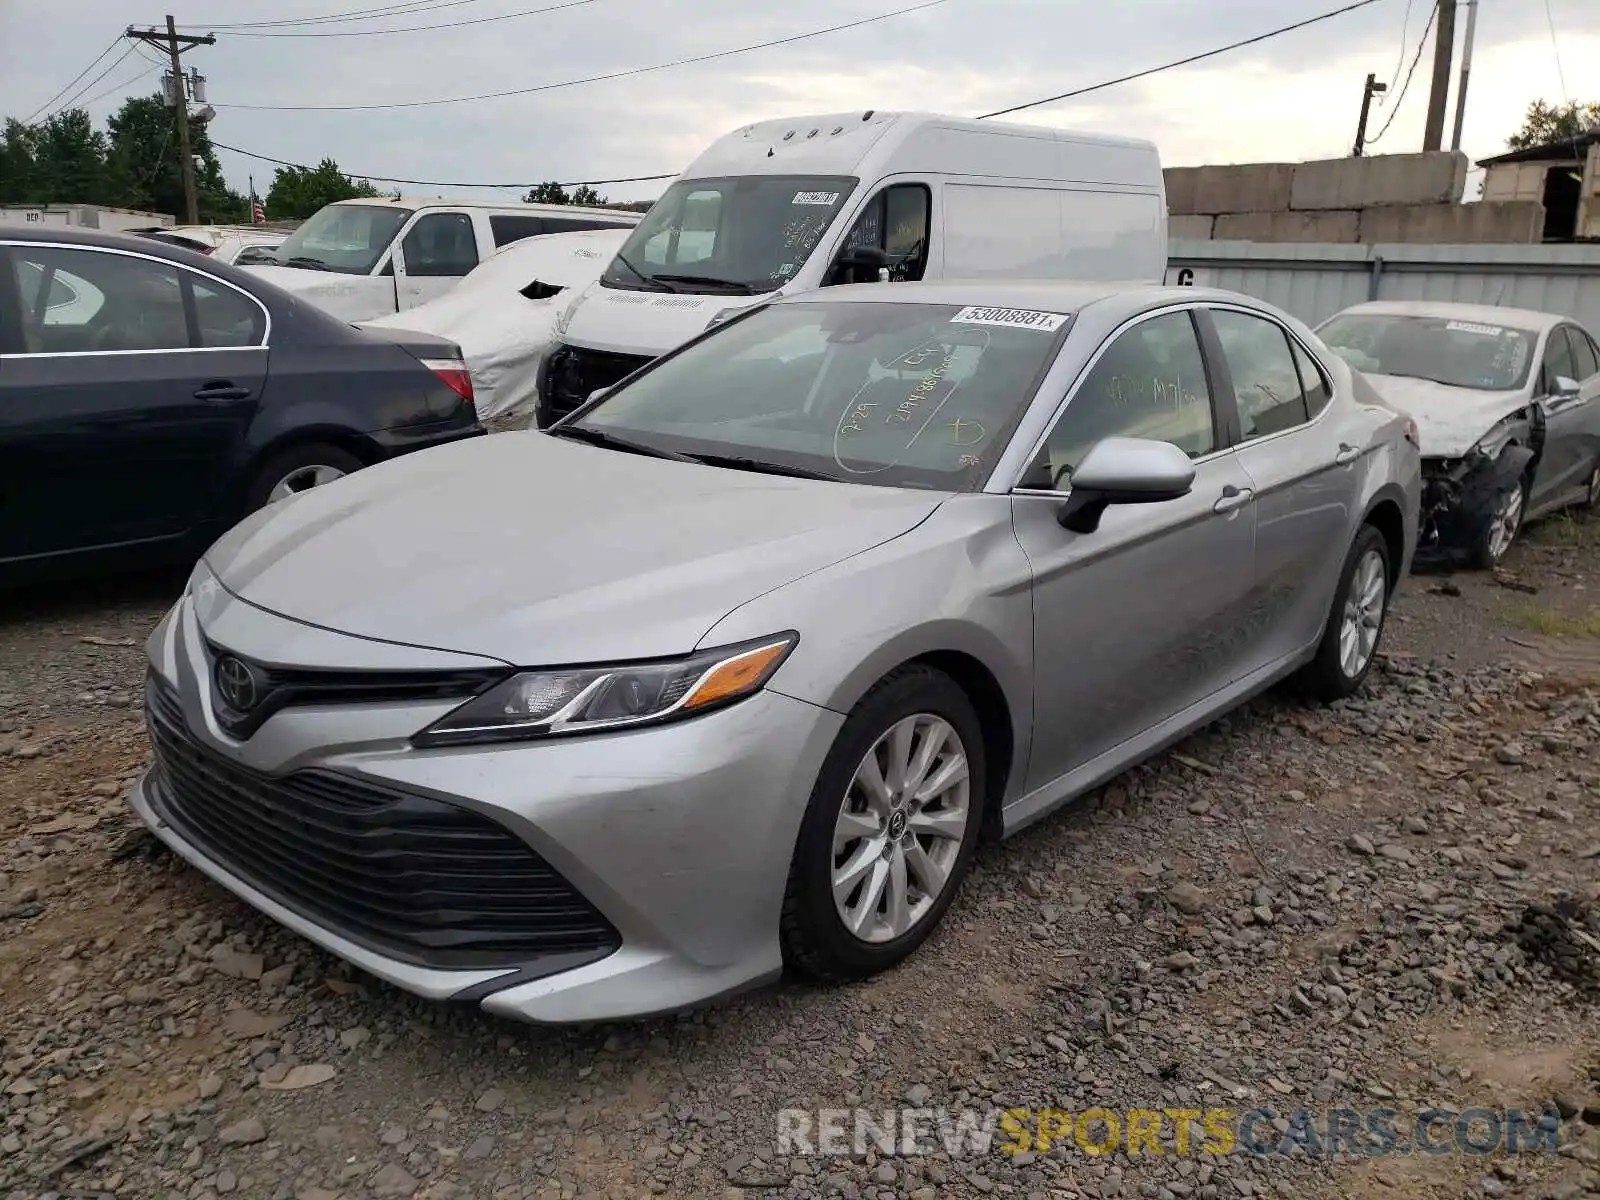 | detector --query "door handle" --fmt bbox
[1213,484,1254,514]
[194,383,252,402]
[1334,443,1361,465]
